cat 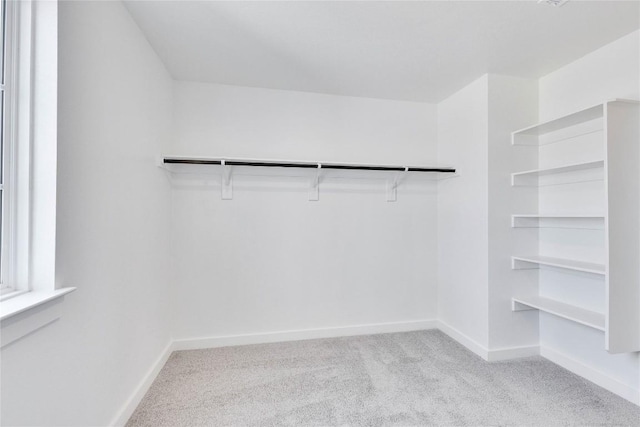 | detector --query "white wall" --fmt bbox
[438,74,541,356]
[173,81,436,164]
[170,82,440,341]
[437,75,490,350]
[537,29,640,402]
[539,30,640,120]
[487,75,539,351]
[1,2,173,425]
